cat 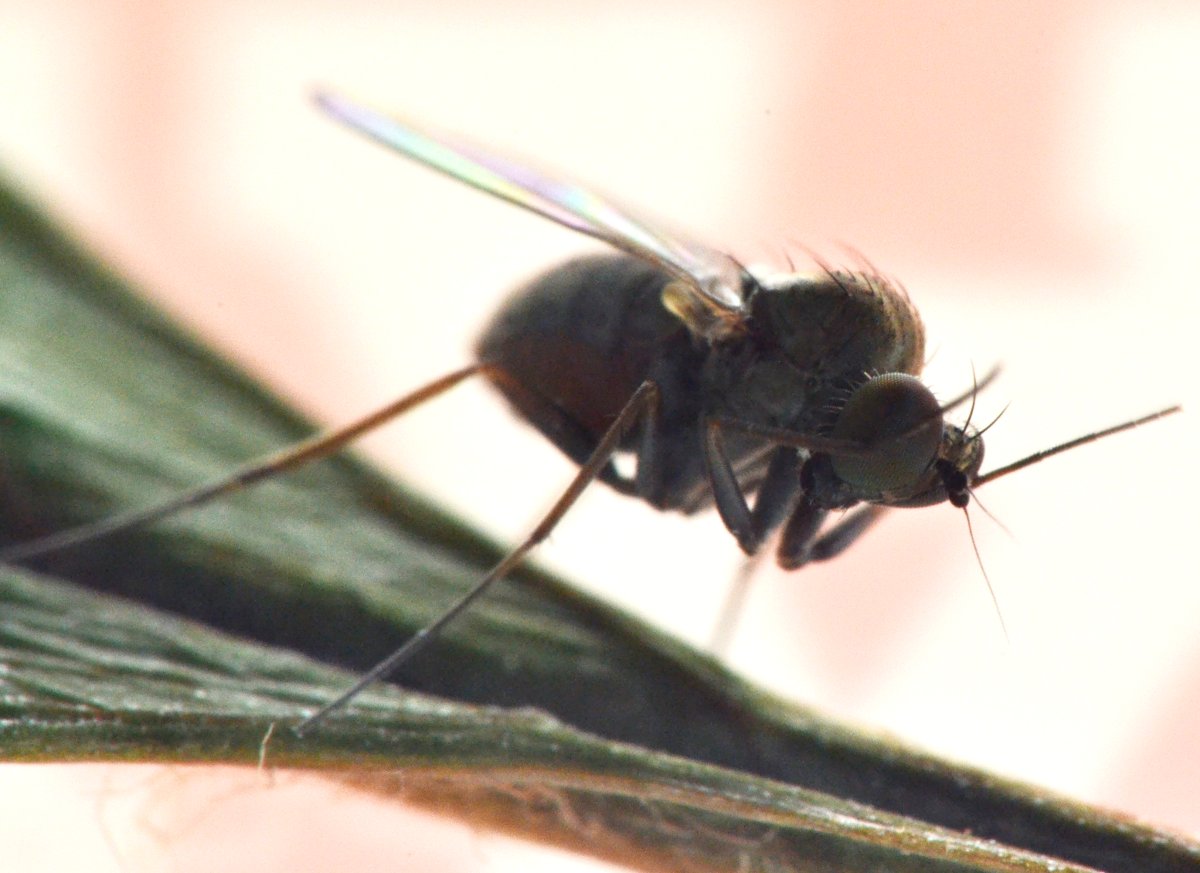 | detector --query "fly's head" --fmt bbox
[912,419,986,509]
[805,373,985,510]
